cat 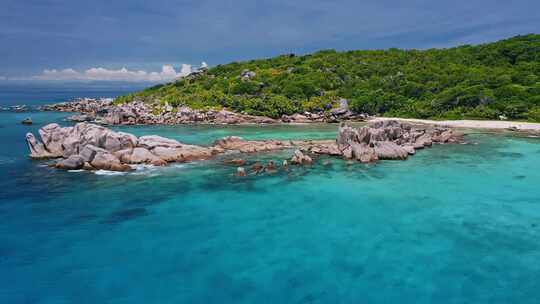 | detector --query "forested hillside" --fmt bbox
[118,34,540,121]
